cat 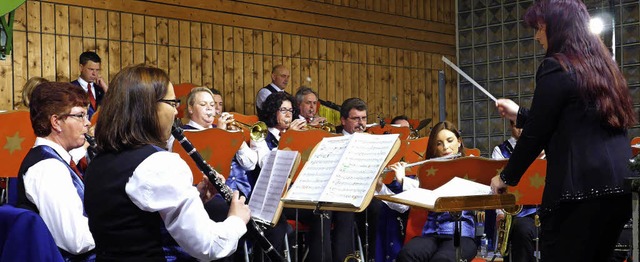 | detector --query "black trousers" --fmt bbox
[504,215,537,262]
[283,208,355,262]
[539,193,631,262]
[397,235,477,262]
